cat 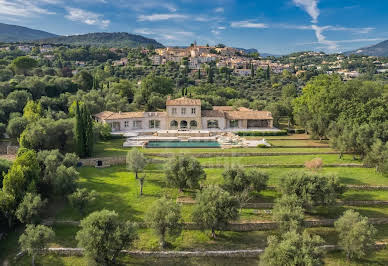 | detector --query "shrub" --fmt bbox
[257,144,269,148]
[237,130,287,137]
[304,158,323,171]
